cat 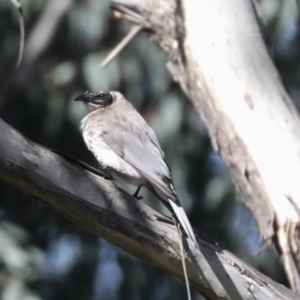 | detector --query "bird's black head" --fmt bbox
[74,91,113,110]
